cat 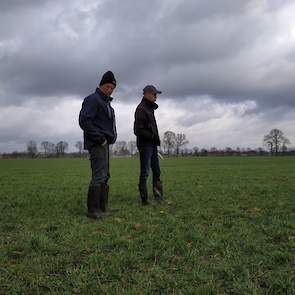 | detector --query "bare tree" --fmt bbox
[163,131,176,156]
[48,142,56,155]
[175,133,189,156]
[75,141,83,154]
[55,141,68,156]
[263,129,291,155]
[40,141,50,156]
[40,141,56,156]
[27,140,38,158]
[263,136,274,155]
[282,137,291,154]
